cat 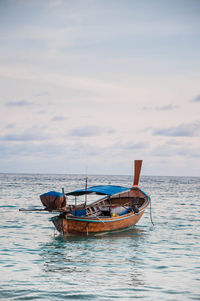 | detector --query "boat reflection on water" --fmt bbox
[39,225,147,289]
